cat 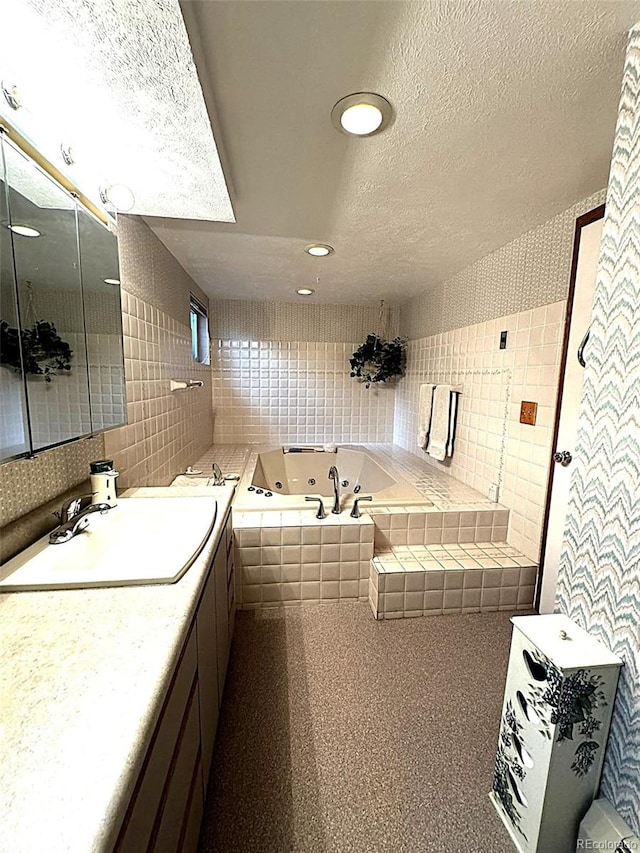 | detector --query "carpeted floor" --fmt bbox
[198,603,516,853]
